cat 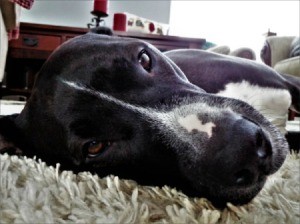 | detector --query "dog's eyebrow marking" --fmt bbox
[178,114,216,138]
[61,80,153,116]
